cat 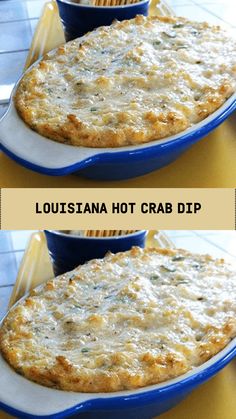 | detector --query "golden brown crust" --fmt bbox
[14,15,236,148]
[1,246,236,392]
